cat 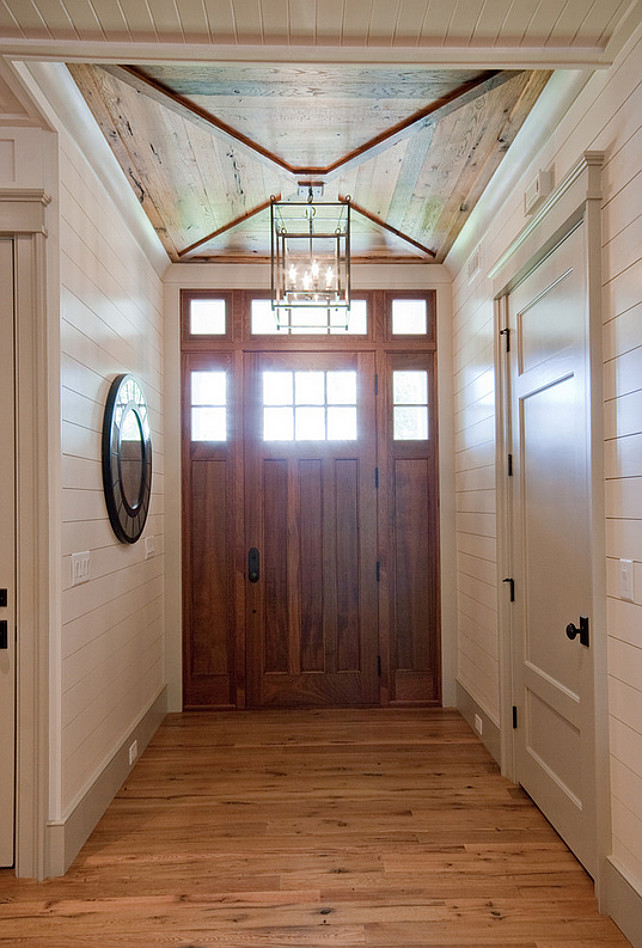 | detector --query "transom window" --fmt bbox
[392,299,427,335]
[251,299,367,335]
[189,298,226,335]
[263,370,357,441]
[393,370,429,440]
